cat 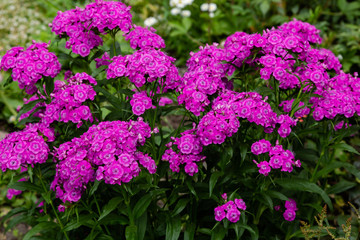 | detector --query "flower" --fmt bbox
[283,209,296,221]
[171,8,181,15]
[181,10,191,17]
